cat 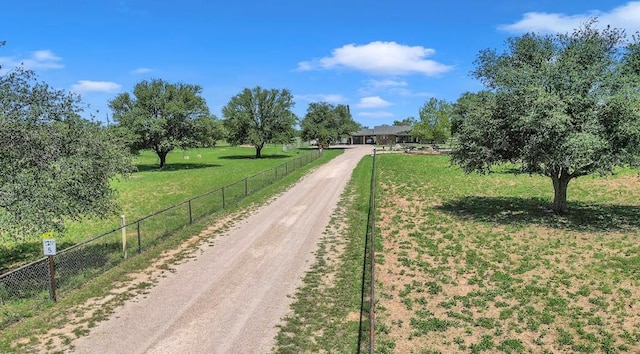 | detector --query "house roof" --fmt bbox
[374,125,412,135]
[351,125,412,136]
[352,128,374,135]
